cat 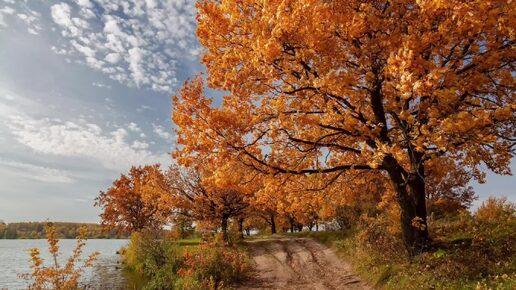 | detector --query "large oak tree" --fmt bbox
[174,0,515,255]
